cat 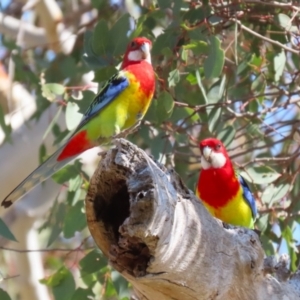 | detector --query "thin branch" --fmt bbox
[0,245,93,253]
[231,18,300,55]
